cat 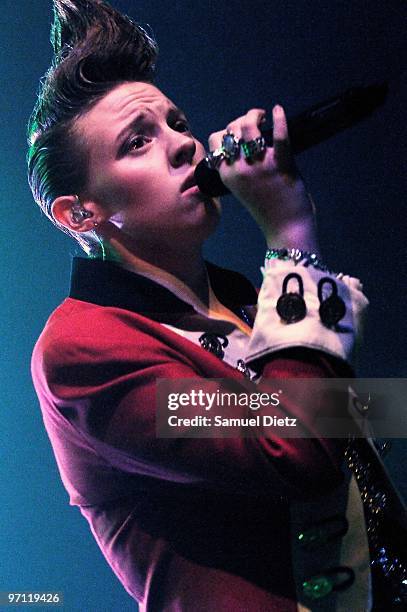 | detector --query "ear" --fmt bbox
[51,195,103,233]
